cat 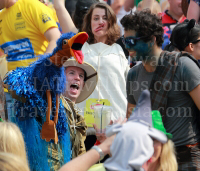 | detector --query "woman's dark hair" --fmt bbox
[73,0,99,31]
[120,9,164,47]
[166,19,200,51]
[82,2,120,45]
